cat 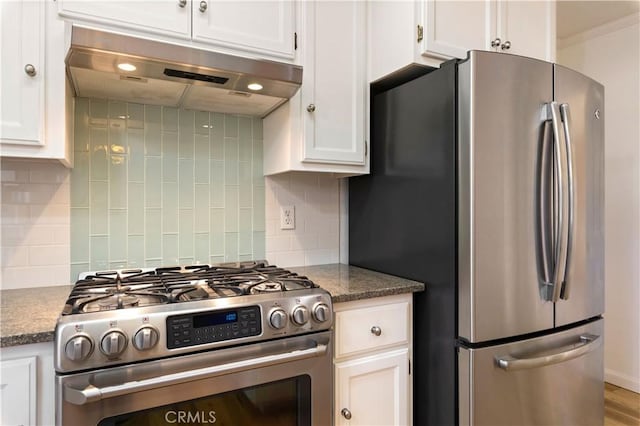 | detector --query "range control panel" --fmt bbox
[55,288,333,373]
[167,306,262,349]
